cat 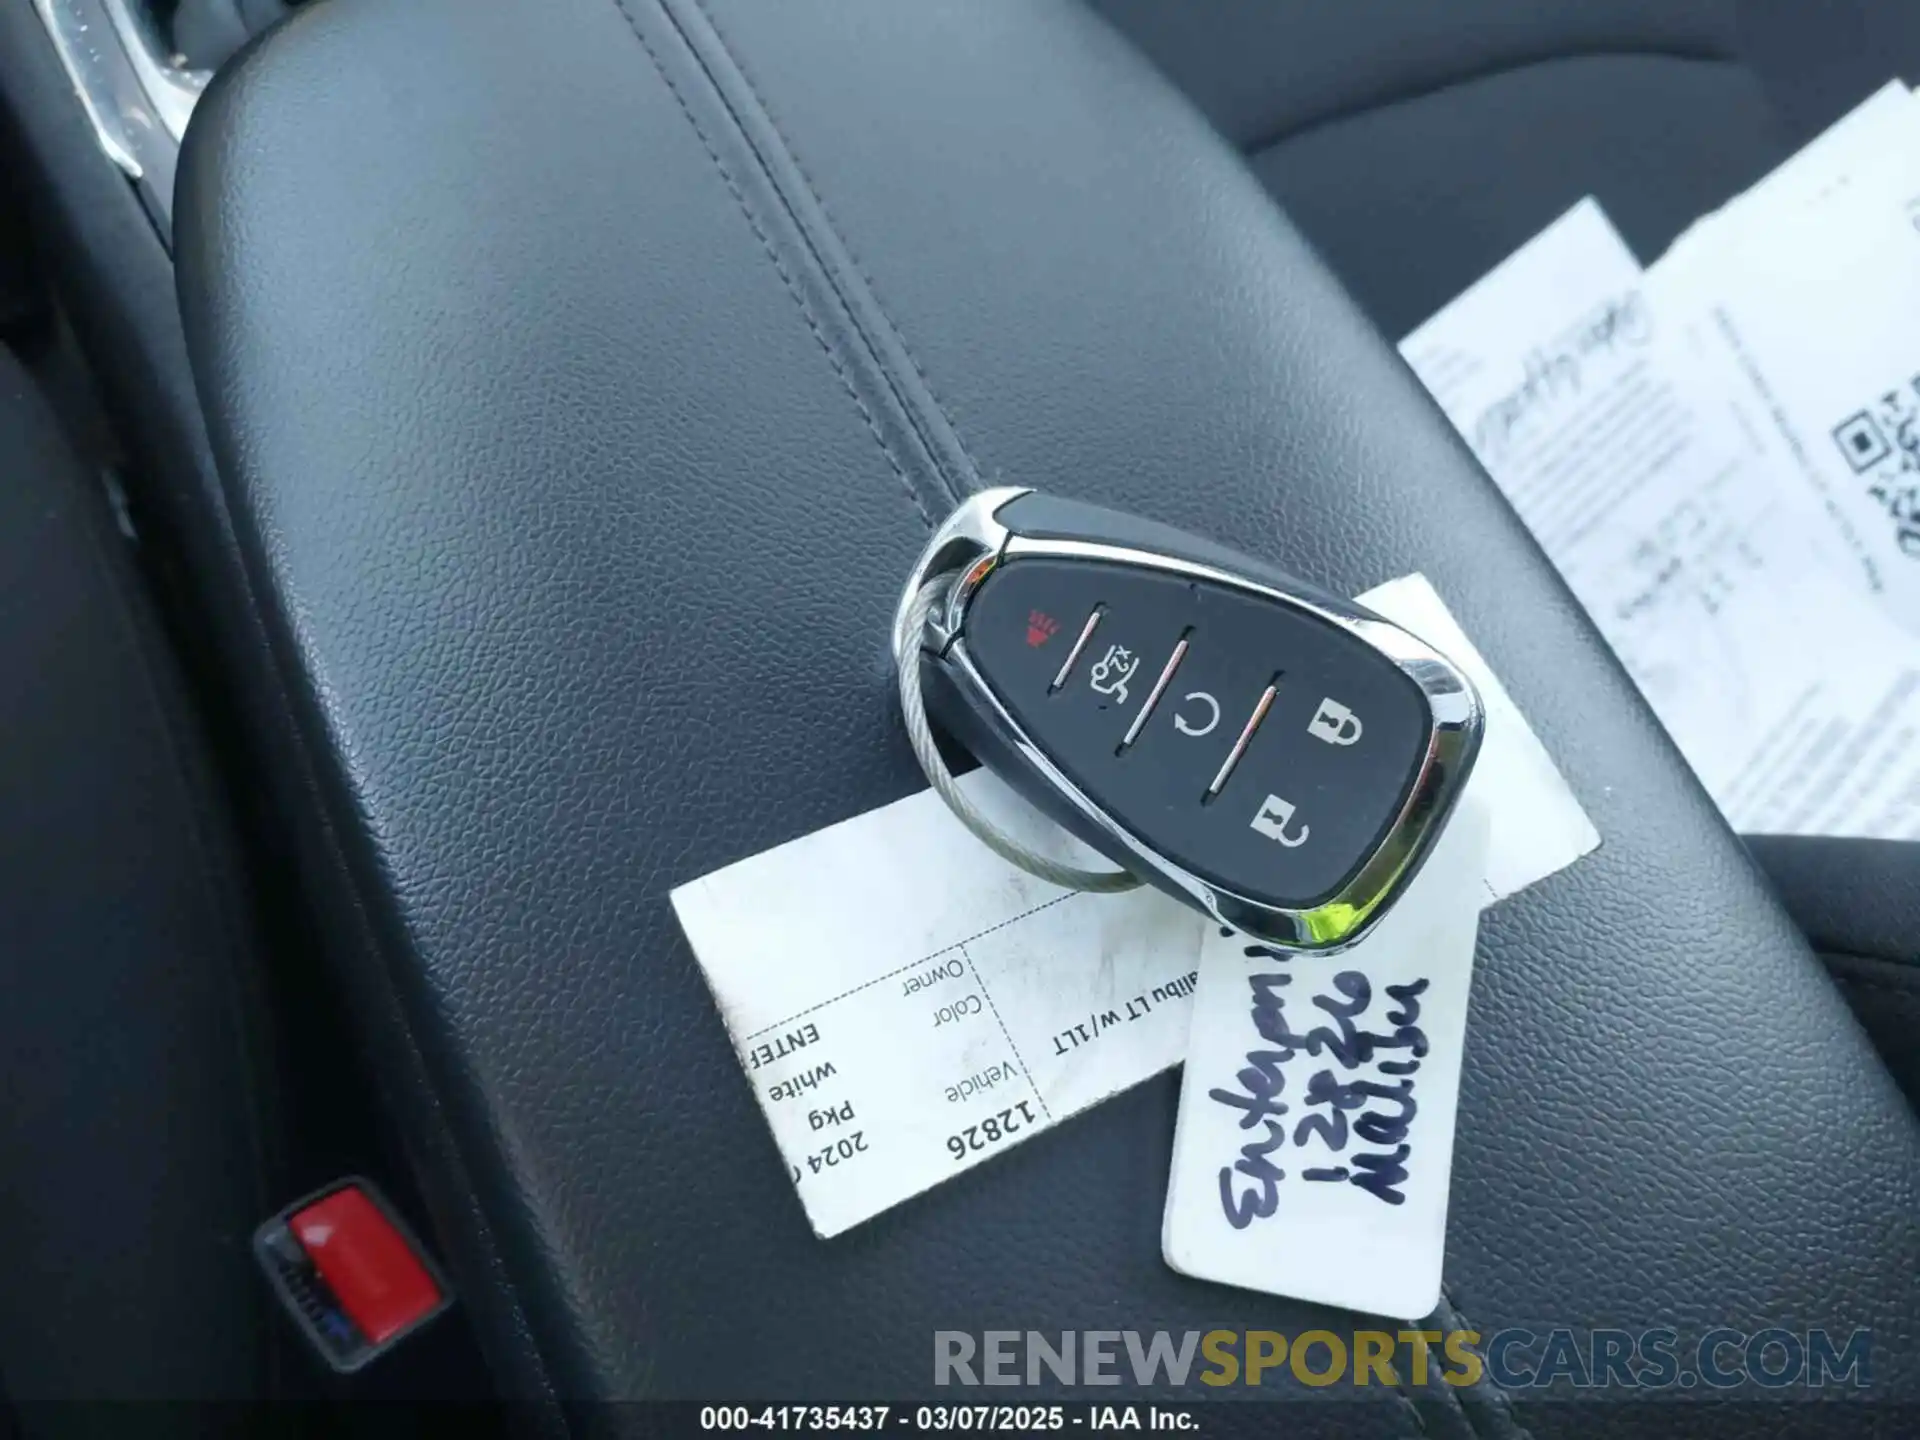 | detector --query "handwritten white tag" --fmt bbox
[1162,799,1491,1321]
